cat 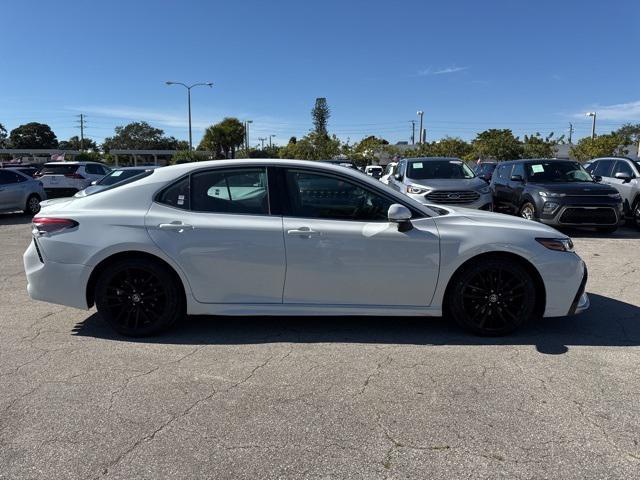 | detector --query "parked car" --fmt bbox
[491,159,623,232]
[583,157,640,228]
[0,168,46,215]
[388,157,493,210]
[25,159,588,338]
[75,166,159,197]
[474,161,498,181]
[364,165,383,179]
[380,162,397,185]
[1,164,42,178]
[36,161,111,198]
